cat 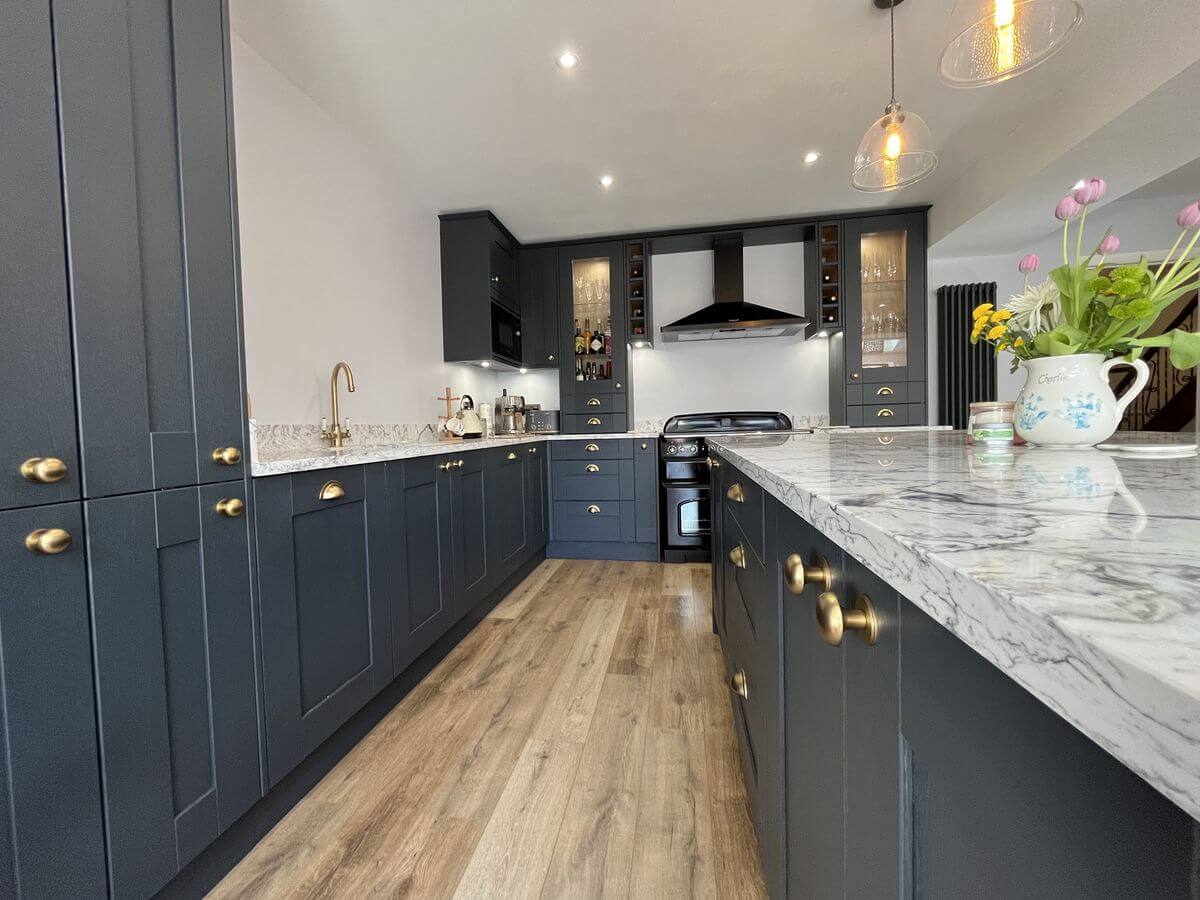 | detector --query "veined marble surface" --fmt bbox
[707,428,1200,821]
